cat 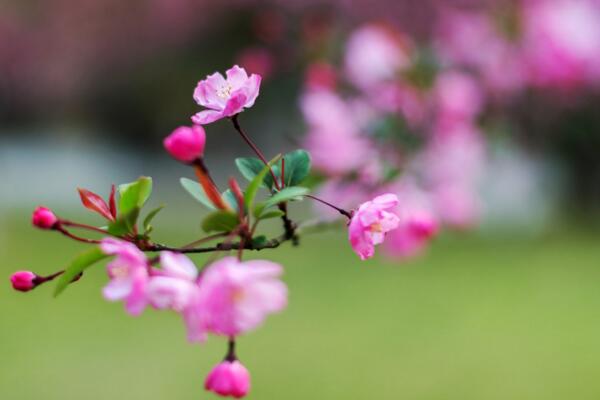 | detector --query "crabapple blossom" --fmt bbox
[184,257,287,338]
[100,238,149,316]
[205,360,251,398]
[10,271,38,292]
[192,65,261,124]
[434,71,483,127]
[163,125,206,163]
[147,251,199,312]
[348,194,401,260]
[31,207,58,229]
